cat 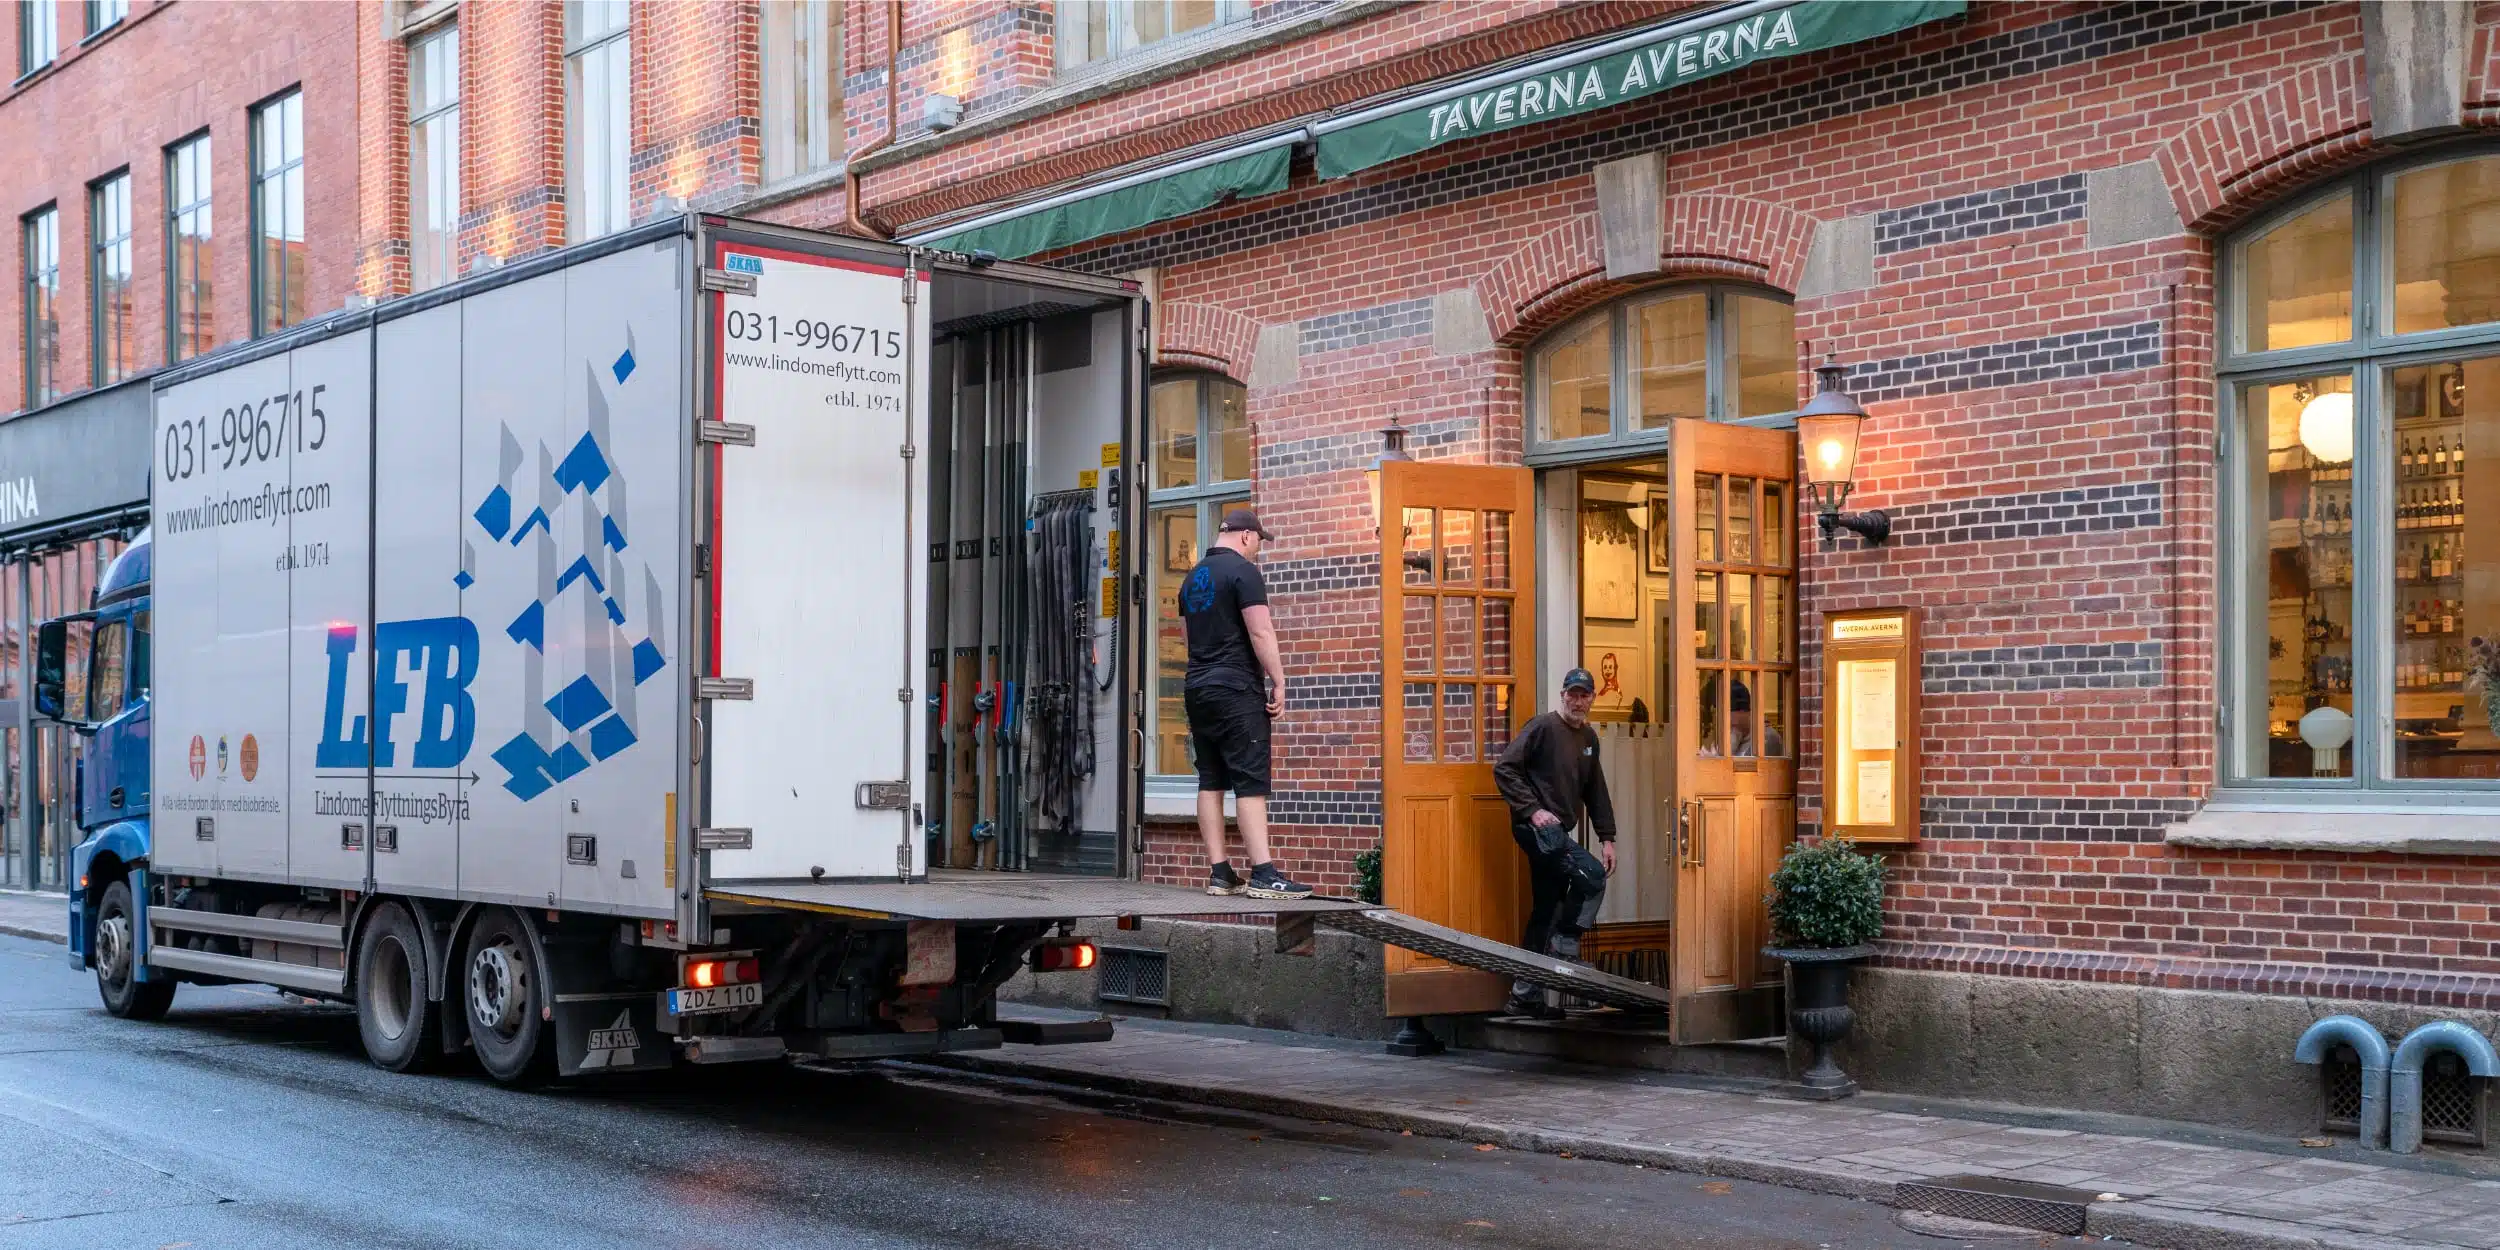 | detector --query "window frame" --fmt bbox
[759,0,841,186]
[164,131,212,363]
[248,87,306,338]
[1144,371,1254,789]
[18,0,55,76]
[88,167,131,387]
[2217,142,2500,805]
[83,0,123,40]
[1524,283,1800,467]
[564,0,632,244]
[22,203,59,409]
[1057,0,1252,78]
[408,22,461,291]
